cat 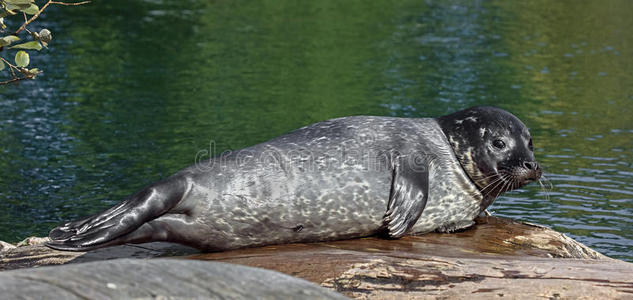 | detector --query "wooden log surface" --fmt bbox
[1,216,632,299]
